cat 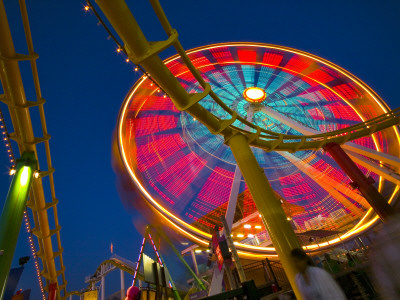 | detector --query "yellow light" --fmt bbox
[117,48,121,53]
[126,58,130,63]
[34,171,40,179]
[9,169,16,175]
[243,87,266,103]
[255,225,262,229]
[244,224,251,229]
[84,5,90,11]
[287,217,292,221]
[134,67,138,71]
[20,167,29,186]
[237,234,244,238]
[195,249,202,253]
